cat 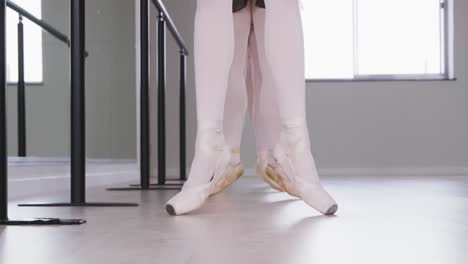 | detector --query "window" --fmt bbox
[301,0,453,81]
[6,0,43,83]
